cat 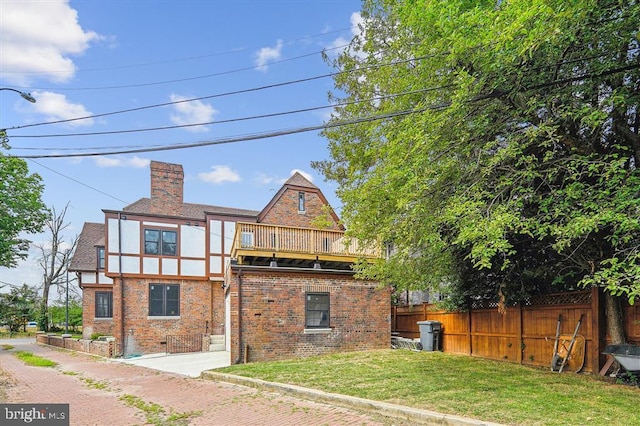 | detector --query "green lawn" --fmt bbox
[218,349,640,425]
